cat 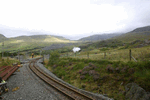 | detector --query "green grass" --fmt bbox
[0,57,20,67]
[45,55,150,99]
[60,45,150,62]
